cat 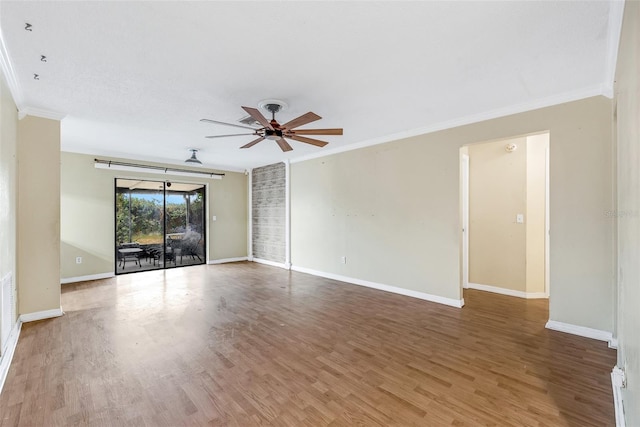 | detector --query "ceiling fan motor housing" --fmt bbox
[265,129,283,140]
